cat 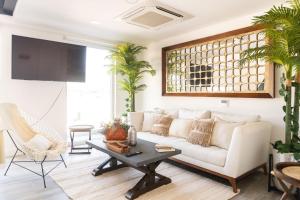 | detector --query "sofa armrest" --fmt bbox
[127,112,144,132]
[224,122,272,178]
